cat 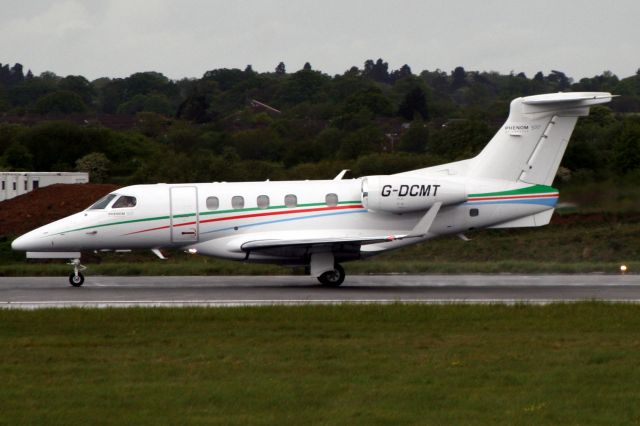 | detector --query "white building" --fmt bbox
[0,172,89,202]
